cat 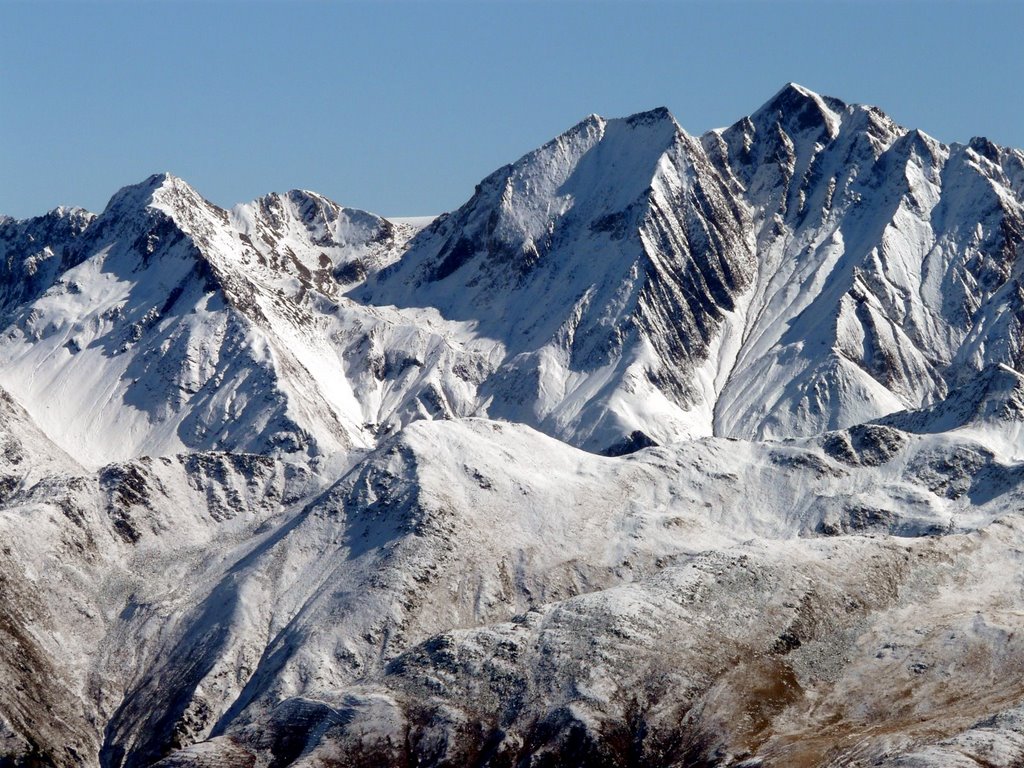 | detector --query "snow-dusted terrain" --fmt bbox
[3,84,1024,767]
